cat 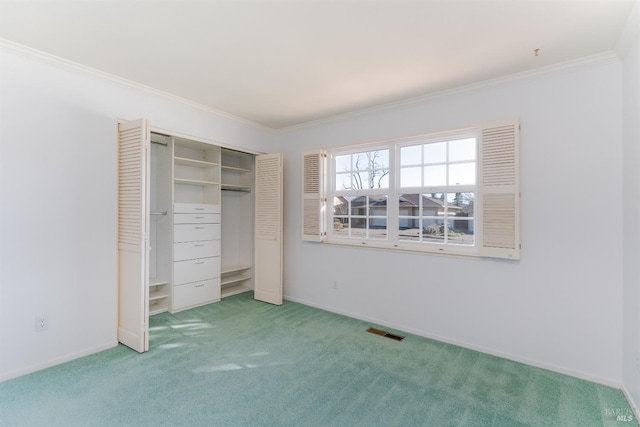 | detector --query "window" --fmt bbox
[332,148,389,240]
[302,121,520,260]
[398,136,477,247]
